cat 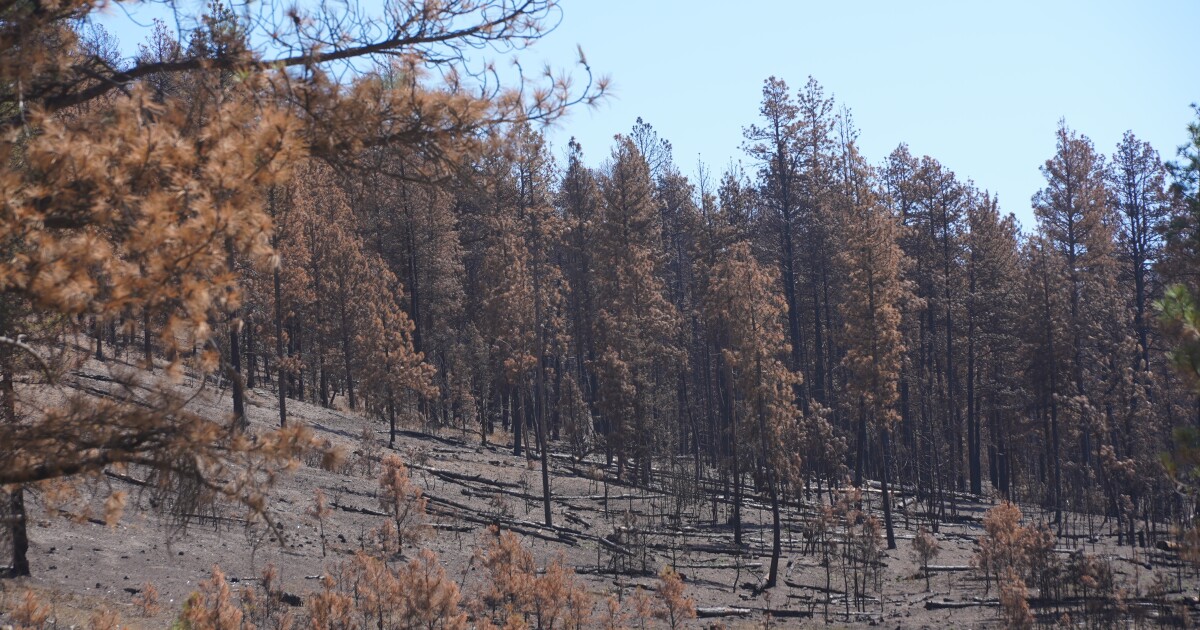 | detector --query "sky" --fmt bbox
[97,1,1200,230]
